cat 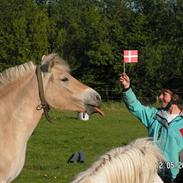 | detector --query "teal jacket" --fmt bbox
[123,88,183,179]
